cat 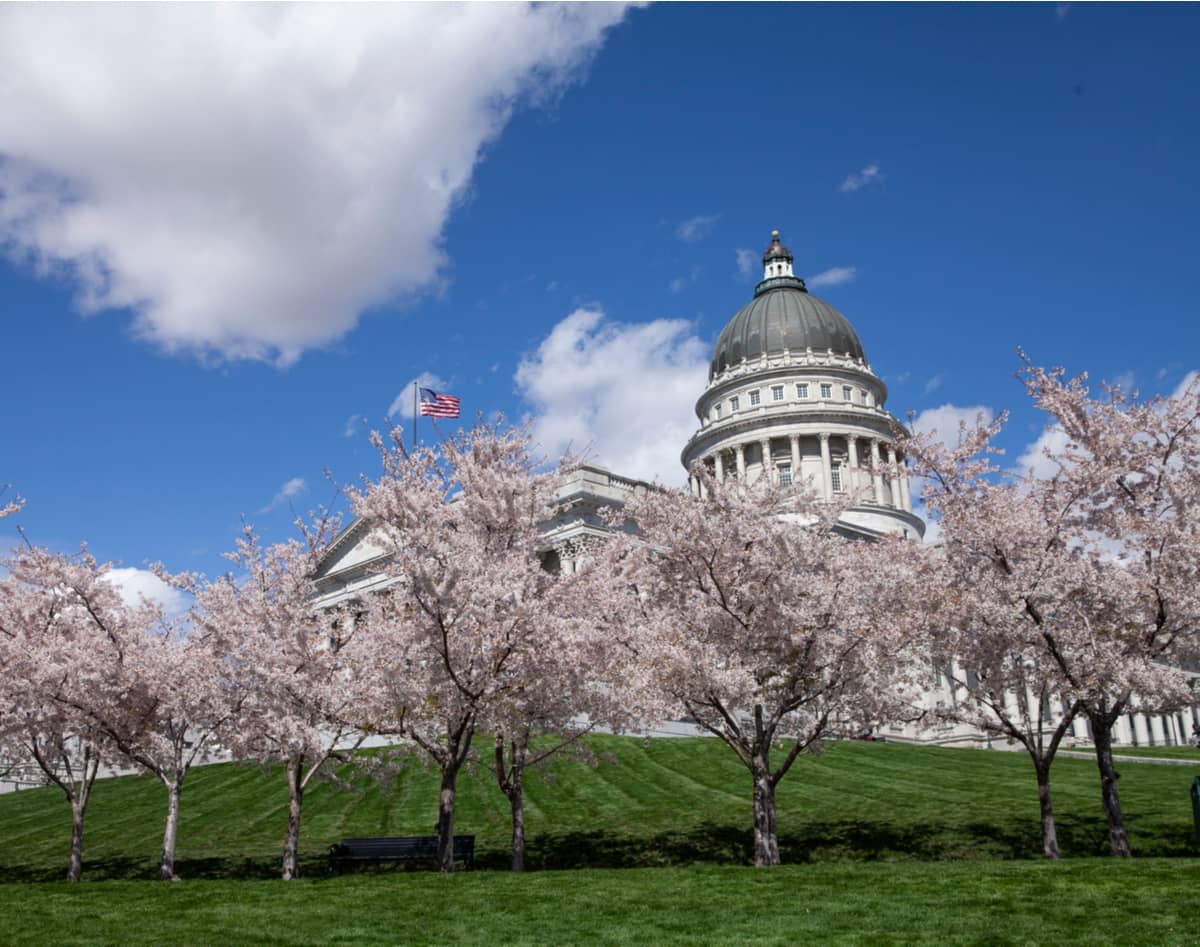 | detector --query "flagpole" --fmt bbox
[412,381,418,452]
